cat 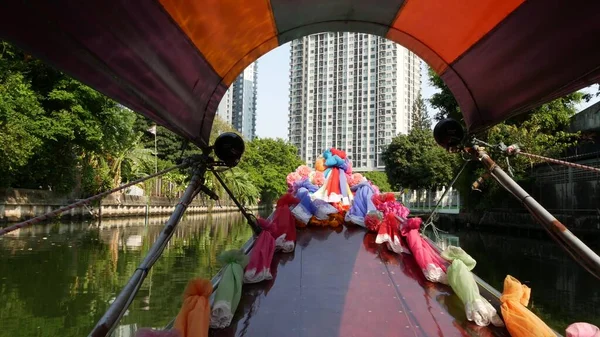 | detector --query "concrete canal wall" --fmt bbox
[0,188,260,223]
